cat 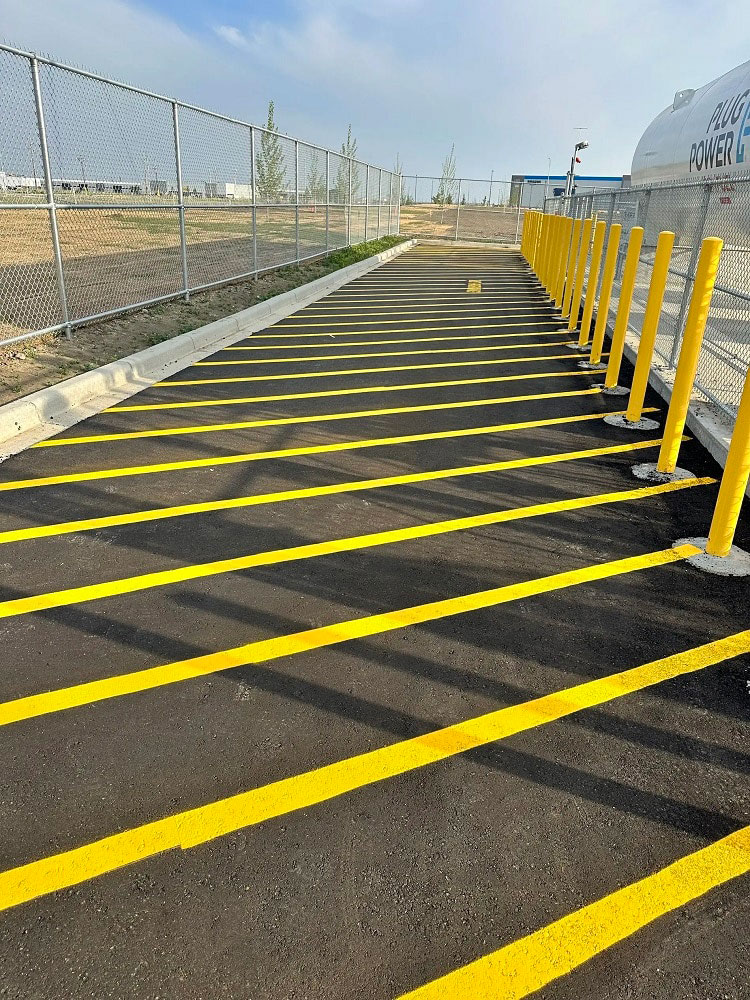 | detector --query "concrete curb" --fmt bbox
[0,239,416,456]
